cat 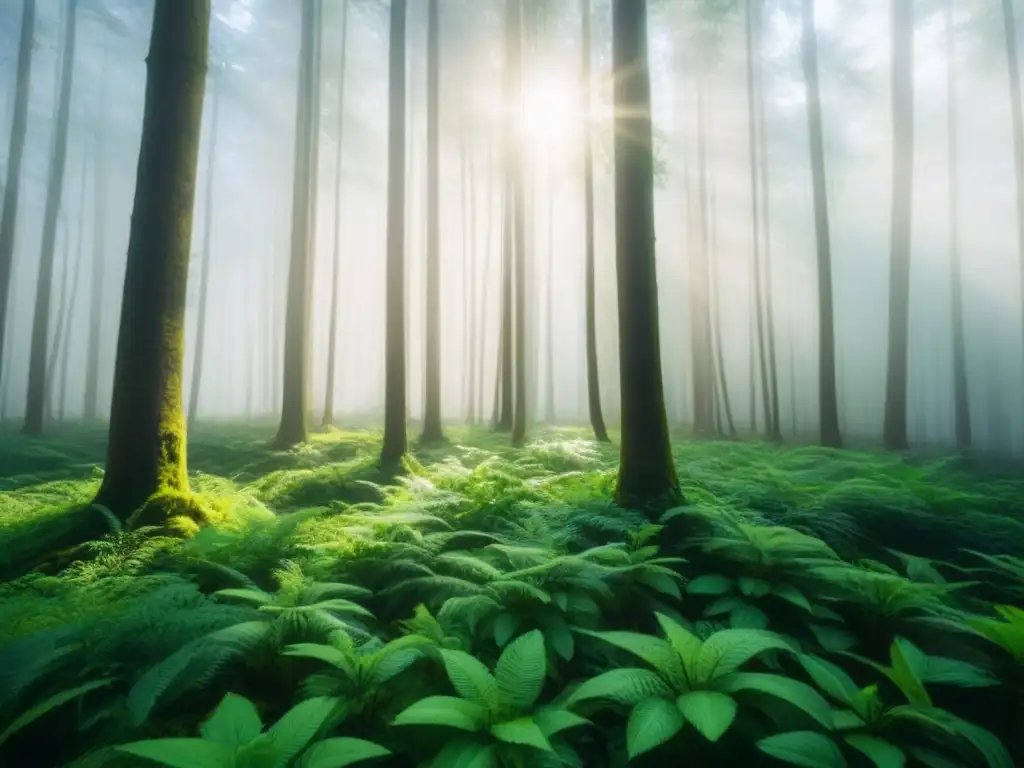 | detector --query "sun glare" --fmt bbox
[519,74,582,155]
